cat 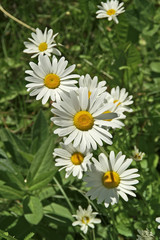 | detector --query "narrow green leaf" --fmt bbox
[27,135,55,182]
[28,170,57,191]
[23,196,43,225]
[0,185,24,199]
[31,110,49,153]
[24,232,35,240]
[0,230,17,240]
